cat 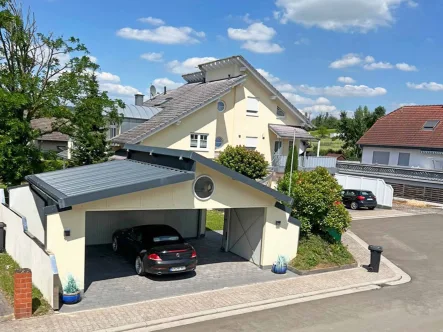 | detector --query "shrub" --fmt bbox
[284,145,298,174]
[277,167,351,237]
[216,145,269,180]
